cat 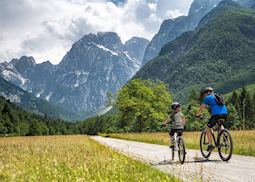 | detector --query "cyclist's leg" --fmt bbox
[207,116,217,145]
[176,129,184,136]
[169,129,175,147]
[217,115,227,130]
